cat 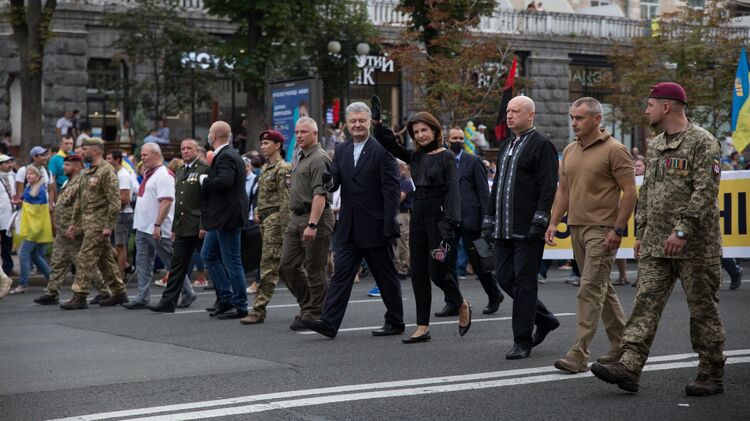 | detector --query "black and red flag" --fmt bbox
[494,56,518,141]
